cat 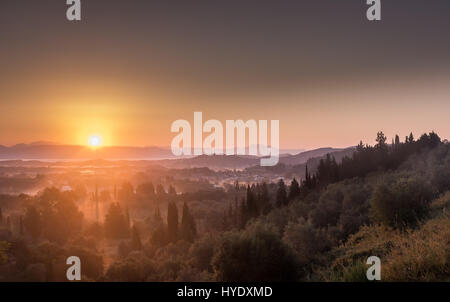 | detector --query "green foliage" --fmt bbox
[188,234,217,272]
[283,218,331,266]
[327,260,369,282]
[322,210,450,282]
[105,251,156,282]
[382,214,450,281]
[370,176,434,229]
[212,222,297,281]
